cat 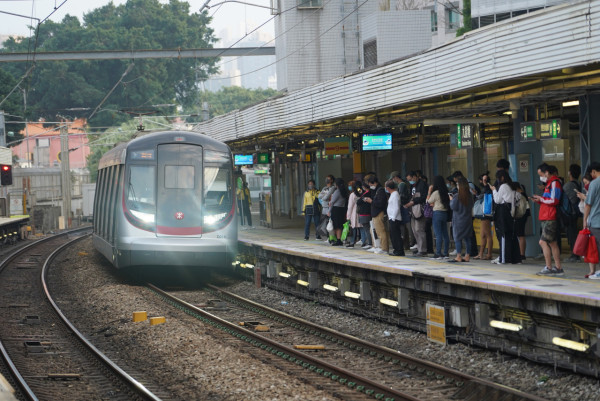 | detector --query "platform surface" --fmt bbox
[239,224,600,308]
